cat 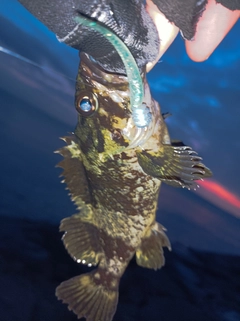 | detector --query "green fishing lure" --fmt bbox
[74,15,151,128]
